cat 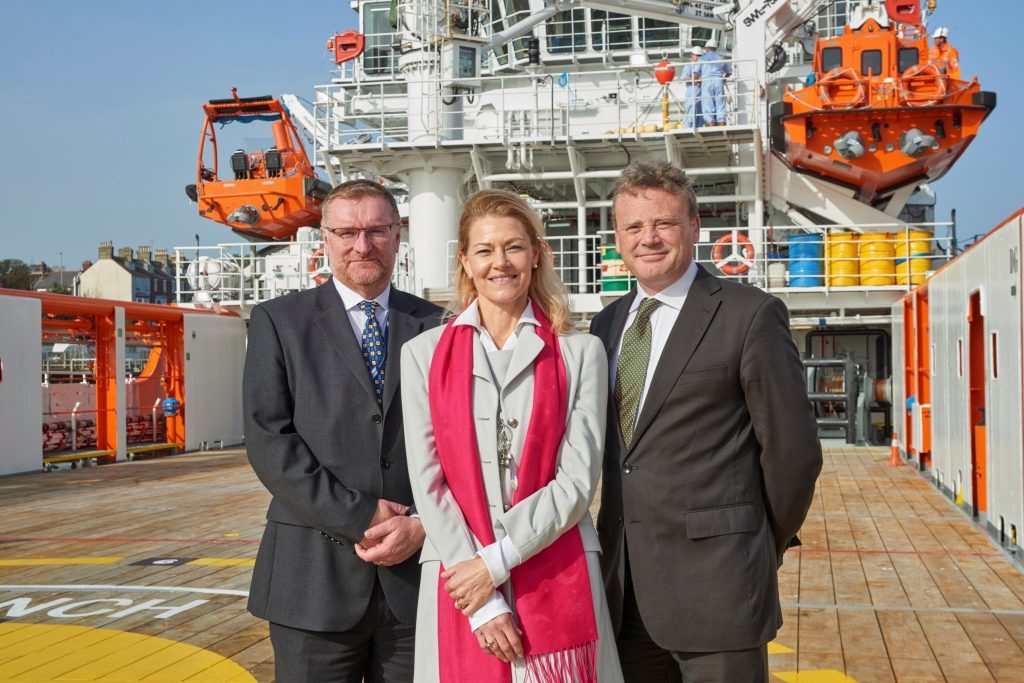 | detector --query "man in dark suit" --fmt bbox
[244,180,442,682]
[591,160,822,682]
